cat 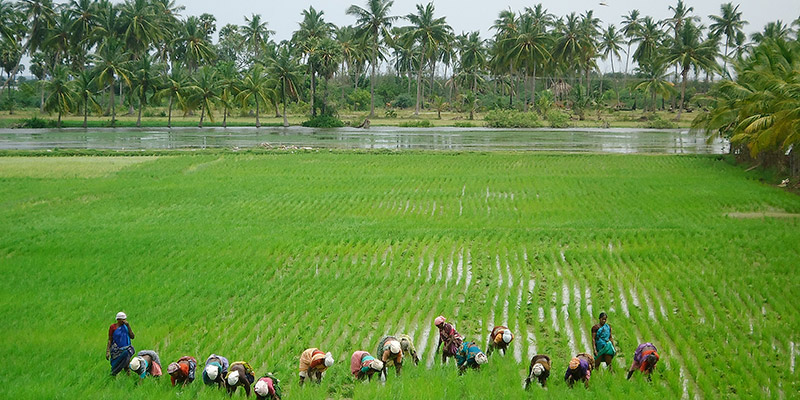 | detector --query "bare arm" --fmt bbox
[591,327,598,354]
[126,322,135,339]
